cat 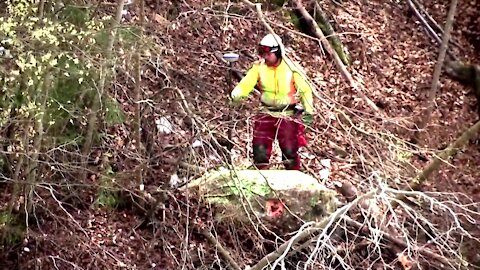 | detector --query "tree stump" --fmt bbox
[445,61,480,114]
